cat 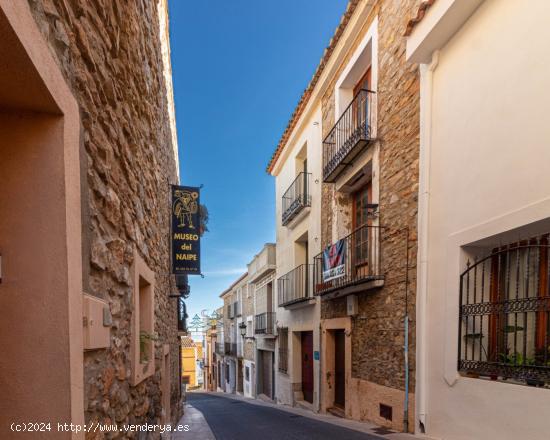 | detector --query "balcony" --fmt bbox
[277,264,313,307]
[229,342,238,357]
[314,224,383,298]
[254,312,275,335]
[282,172,311,226]
[224,342,231,354]
[215,343,226,355]
[248,244,276,283]
[323,89,376,183]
